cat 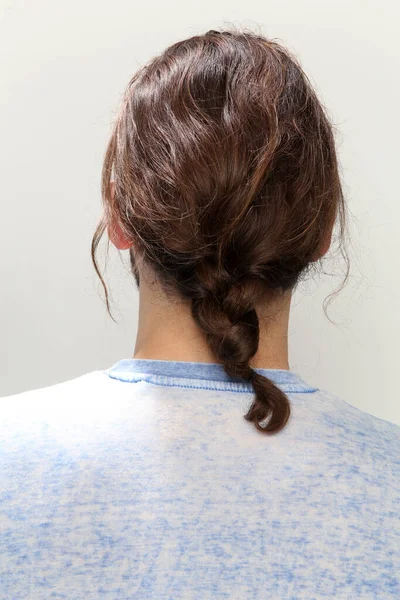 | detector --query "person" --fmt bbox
[1,28,399,599]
